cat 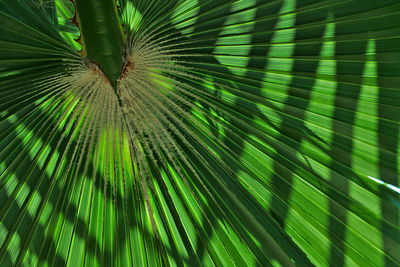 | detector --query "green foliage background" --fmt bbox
[1,0,400,266]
